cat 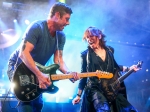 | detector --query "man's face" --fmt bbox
[56,13,71,31]
[86,35,100,49]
